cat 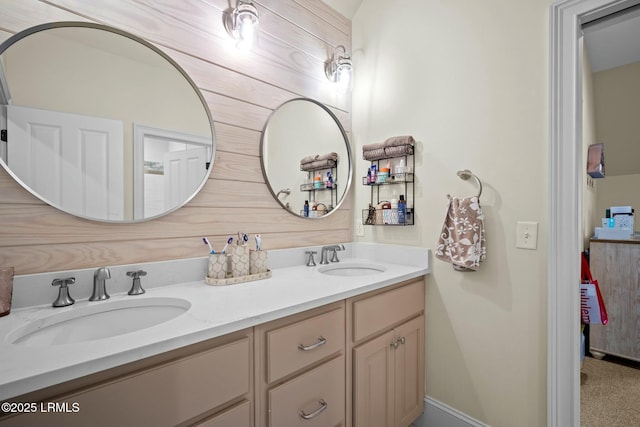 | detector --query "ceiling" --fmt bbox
[583,6,640,72]
[321,0,362,20]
